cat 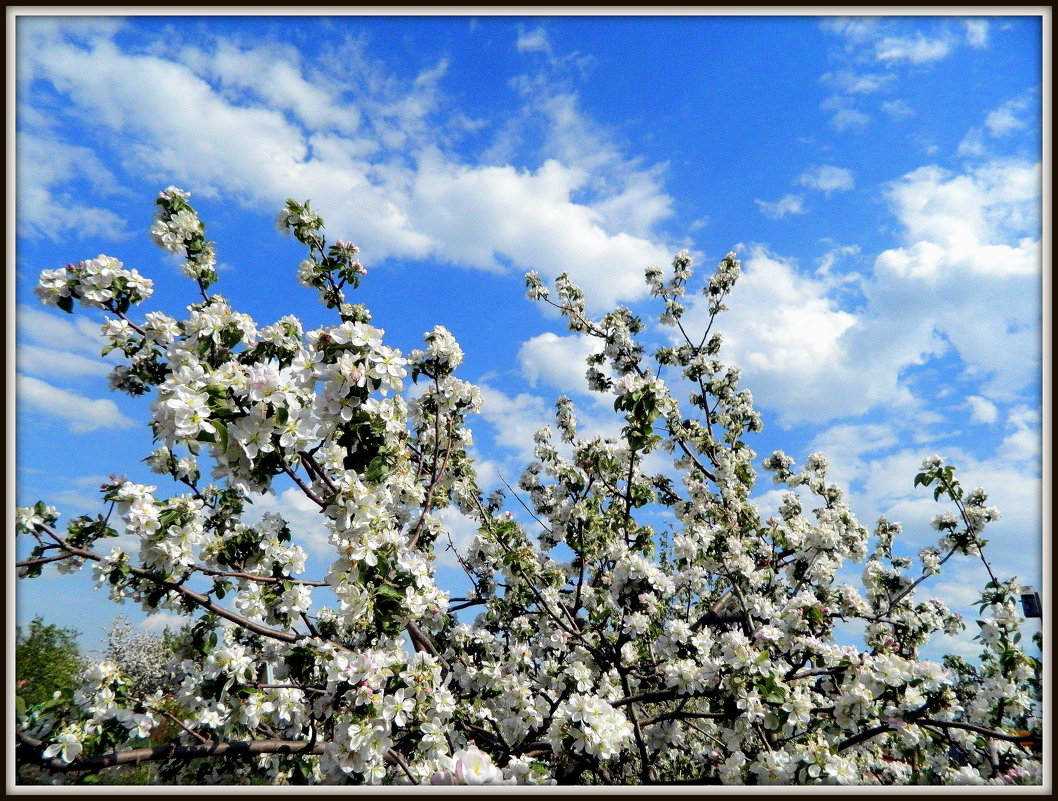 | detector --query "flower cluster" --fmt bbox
[35,255,153,315]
